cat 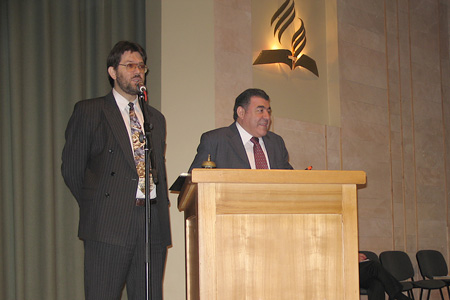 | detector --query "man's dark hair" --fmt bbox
[107,41,147,87]
[233,88,270,121]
